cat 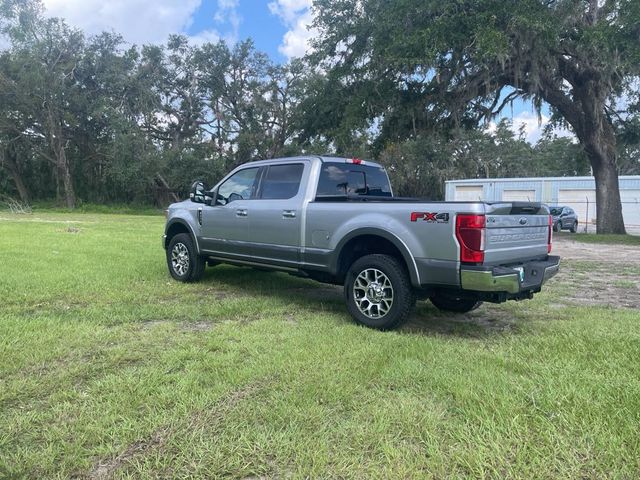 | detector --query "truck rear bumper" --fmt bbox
[460,256,560,294]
